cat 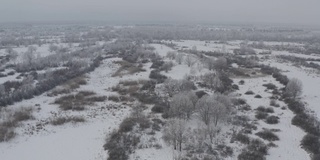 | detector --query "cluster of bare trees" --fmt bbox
[169,91,198,120]
[163,89,232,151]
[160,78,196,97]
